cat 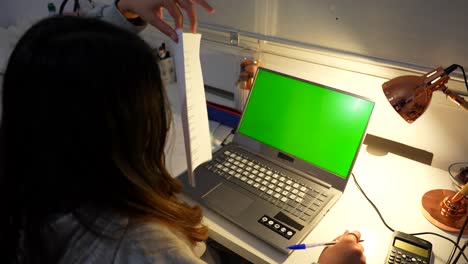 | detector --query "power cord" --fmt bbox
[351,172,468,263]
[452,64,468,93]
[59,0,92,15]
[445,64,468,93]
[451,240,468,264]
